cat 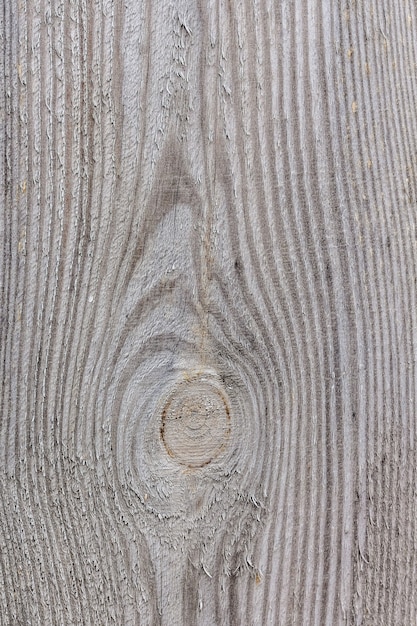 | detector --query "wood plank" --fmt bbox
[1,0,417,624]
